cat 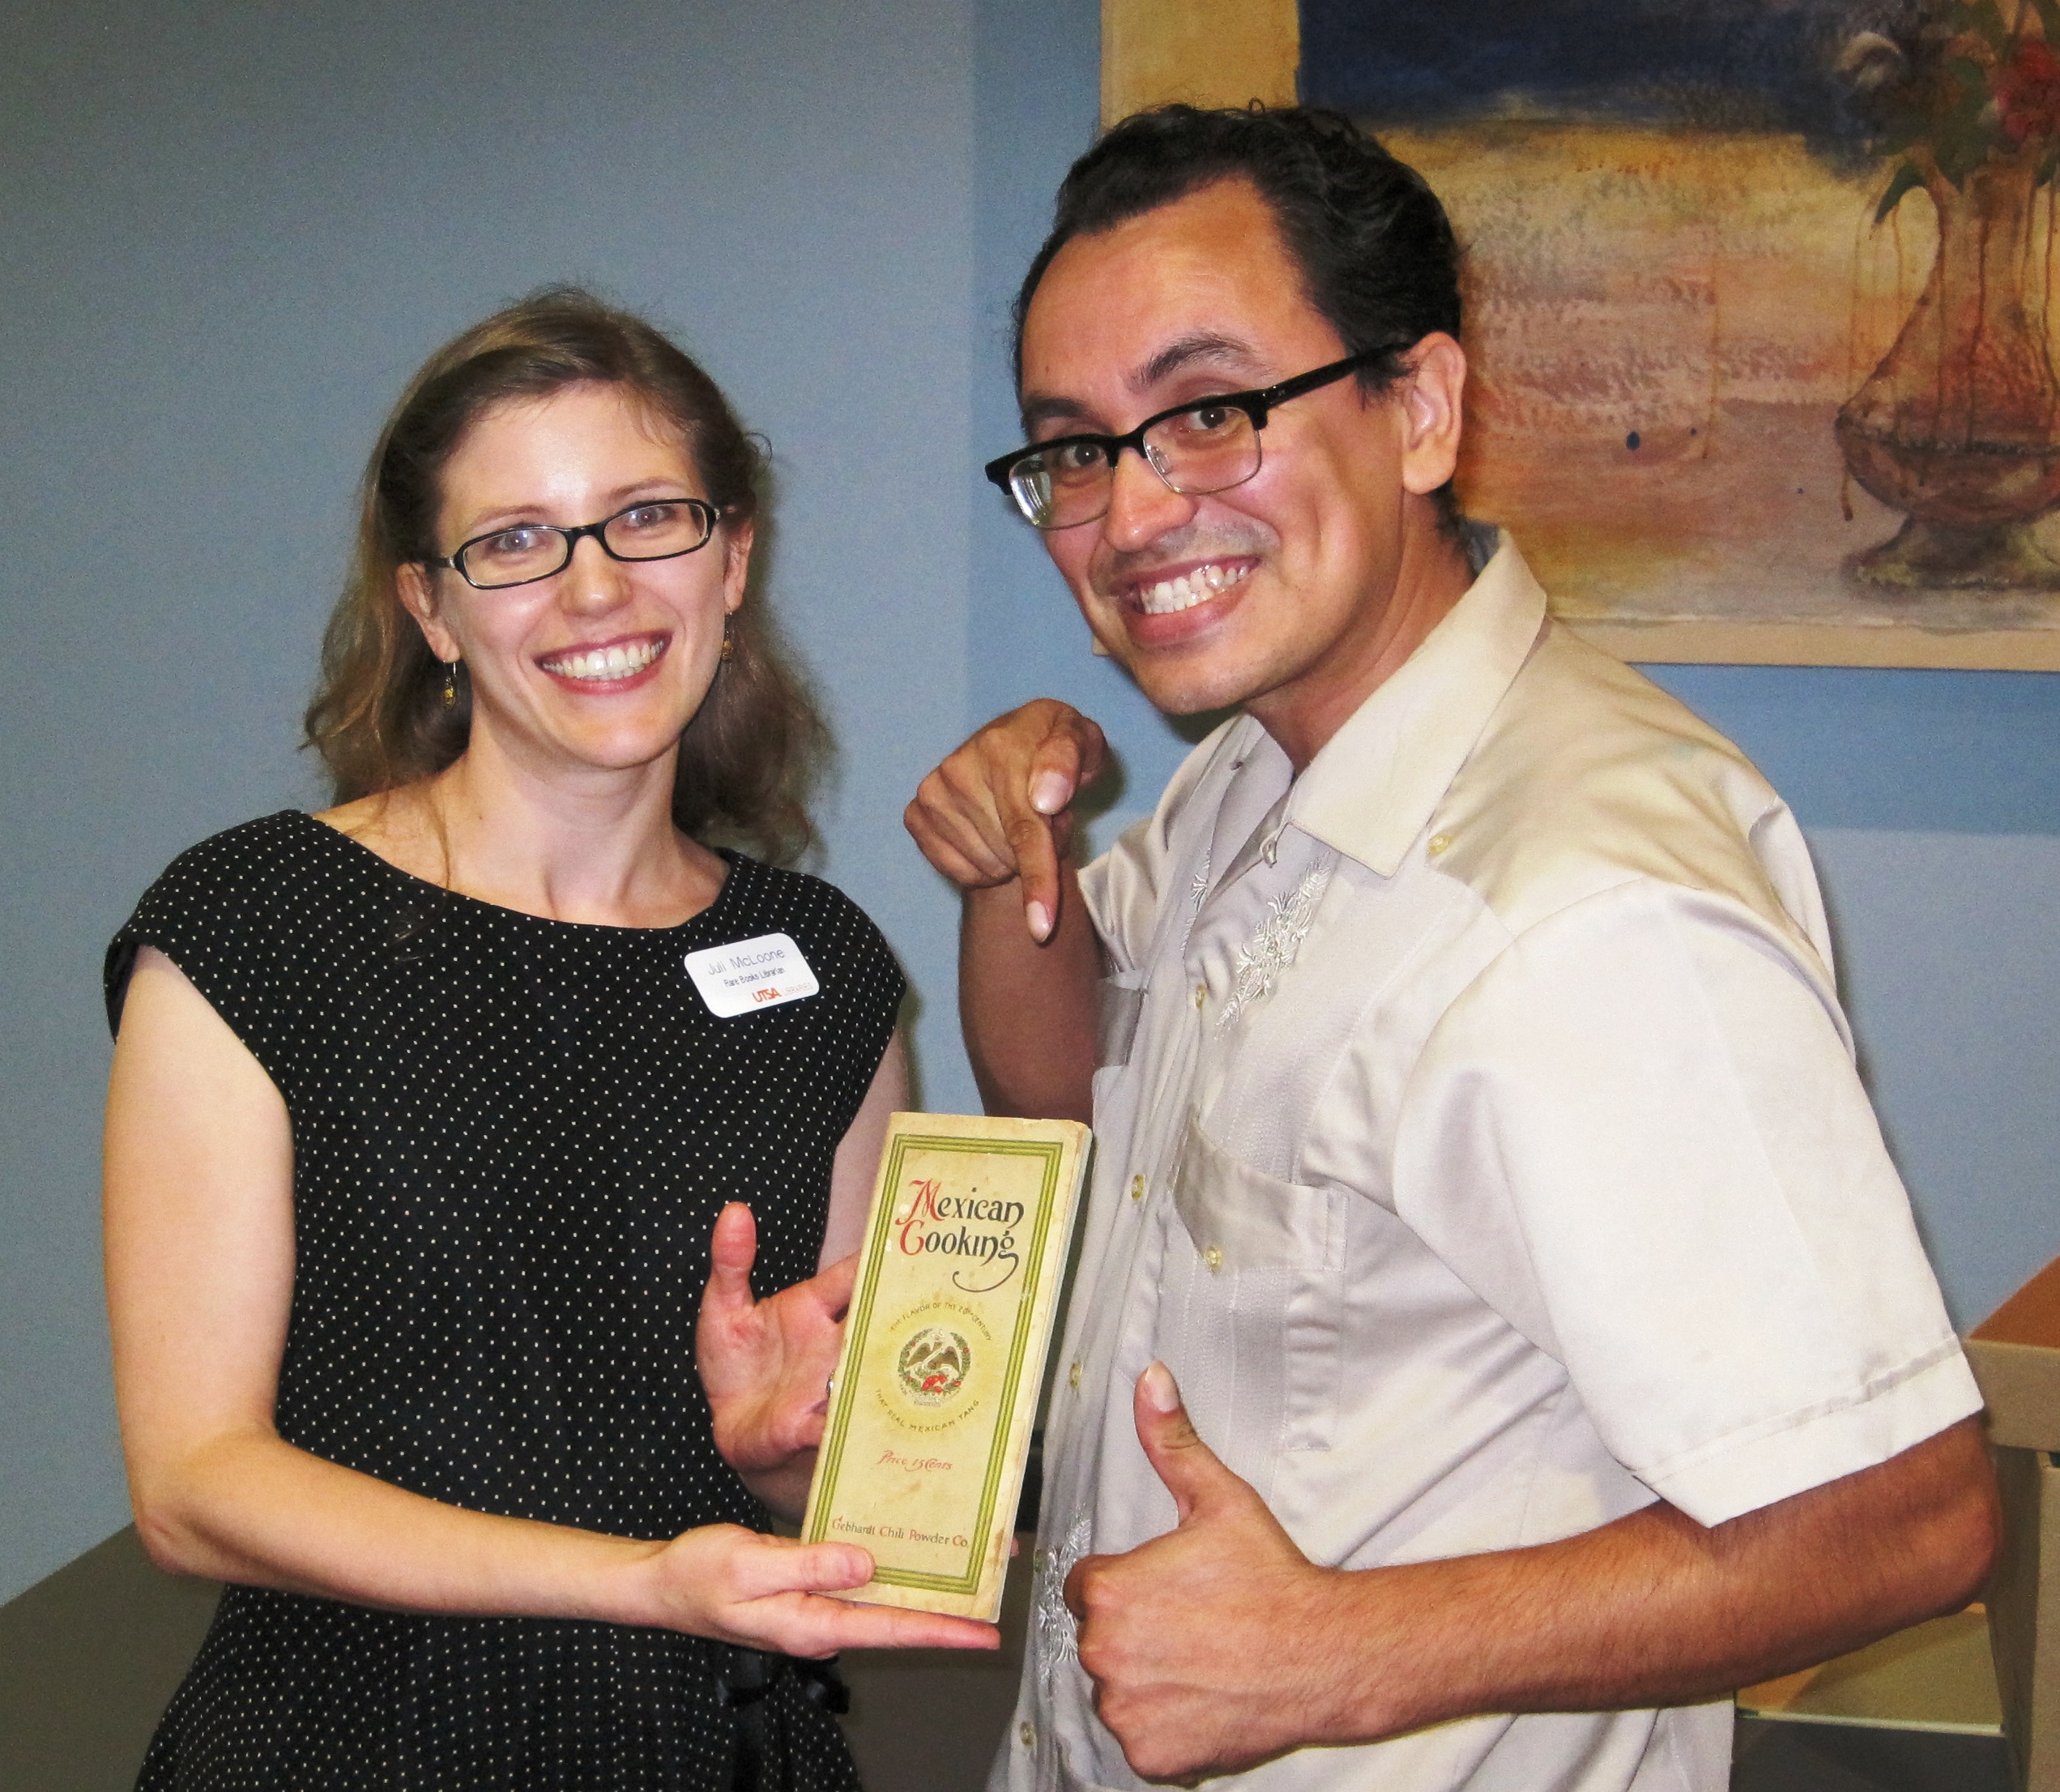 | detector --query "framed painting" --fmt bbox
[1101,0,2060,668]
